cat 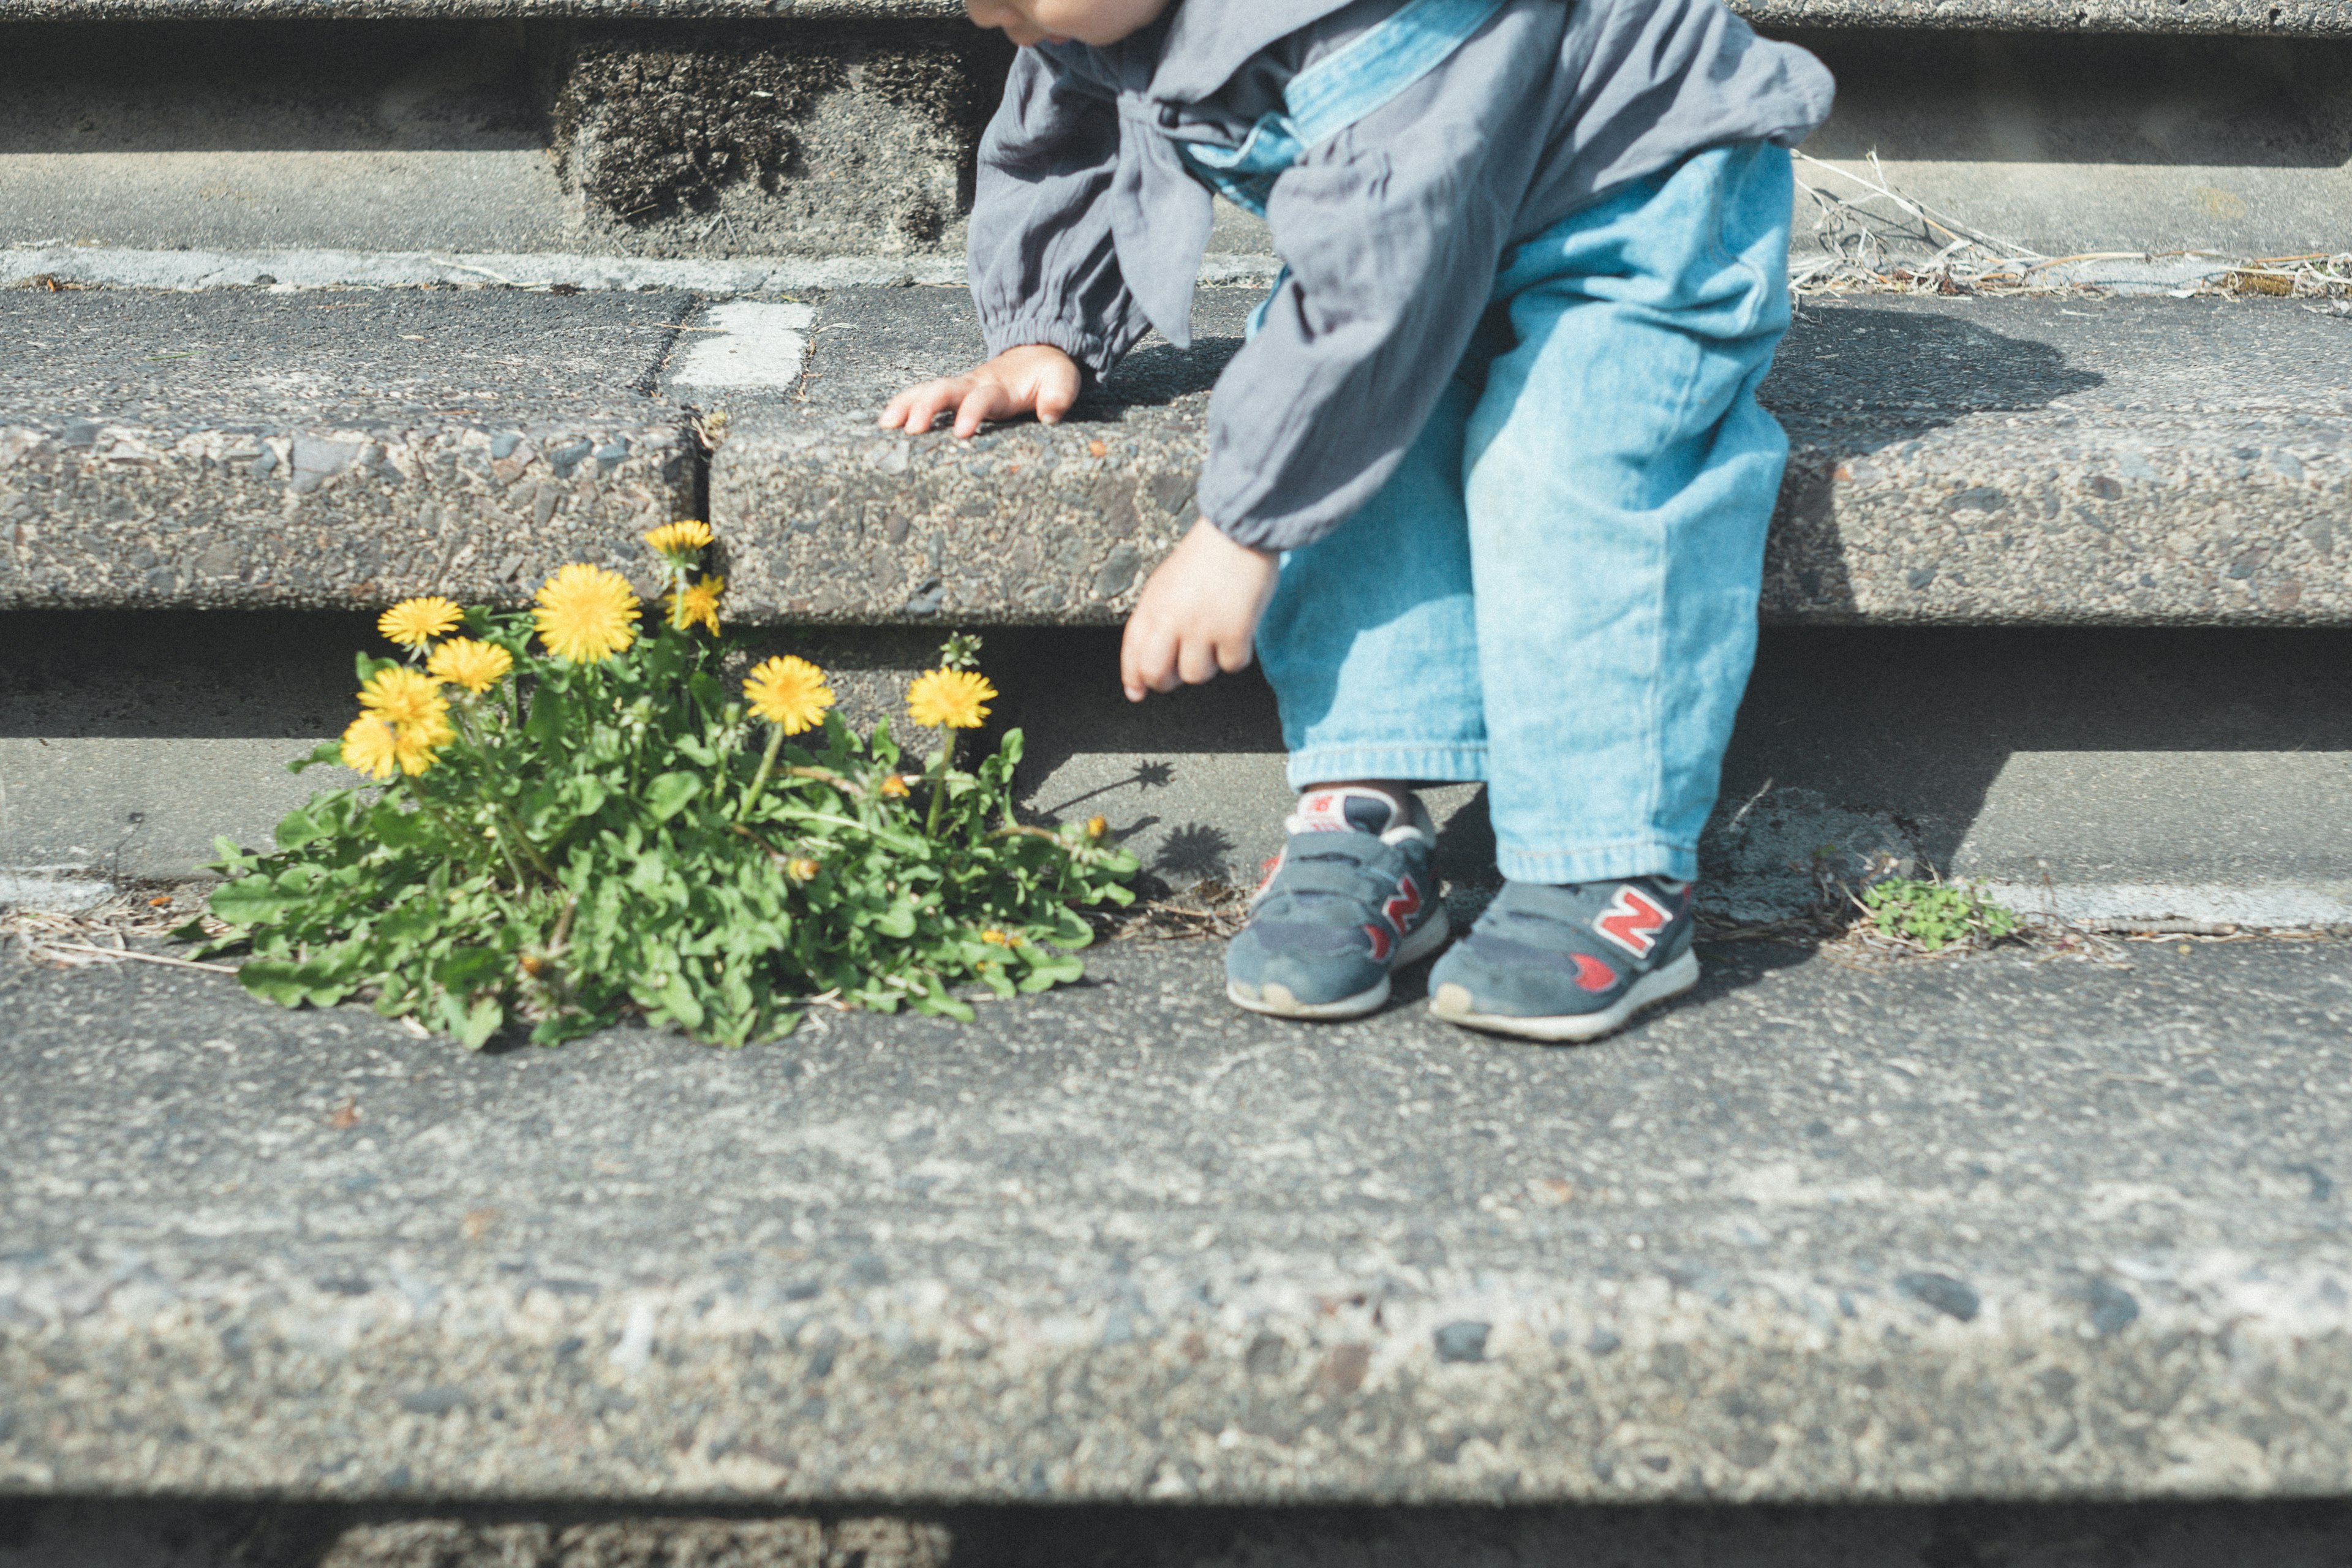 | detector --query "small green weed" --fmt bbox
[1854,875,2020,953]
